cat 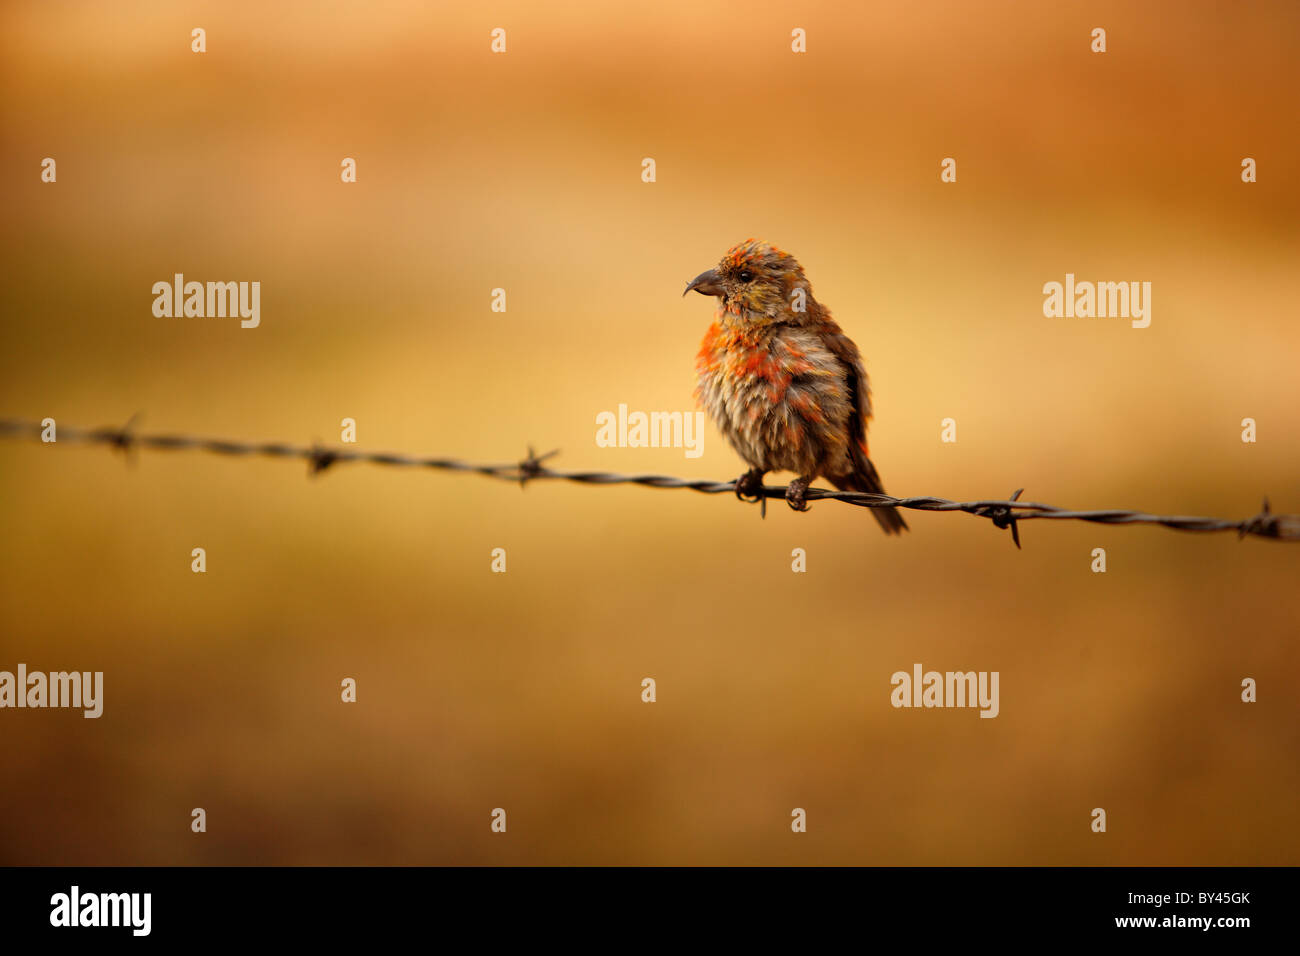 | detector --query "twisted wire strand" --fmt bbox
[2,418,1295,545]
